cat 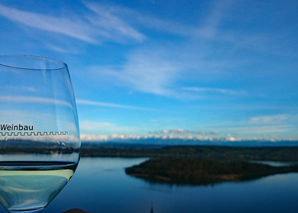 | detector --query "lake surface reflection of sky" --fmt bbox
[1,157,298,213]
